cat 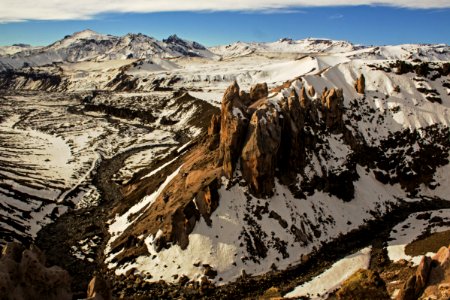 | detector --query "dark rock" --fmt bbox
[249,82,269,103]
[397,275,417,300]
[0,243,72,300]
